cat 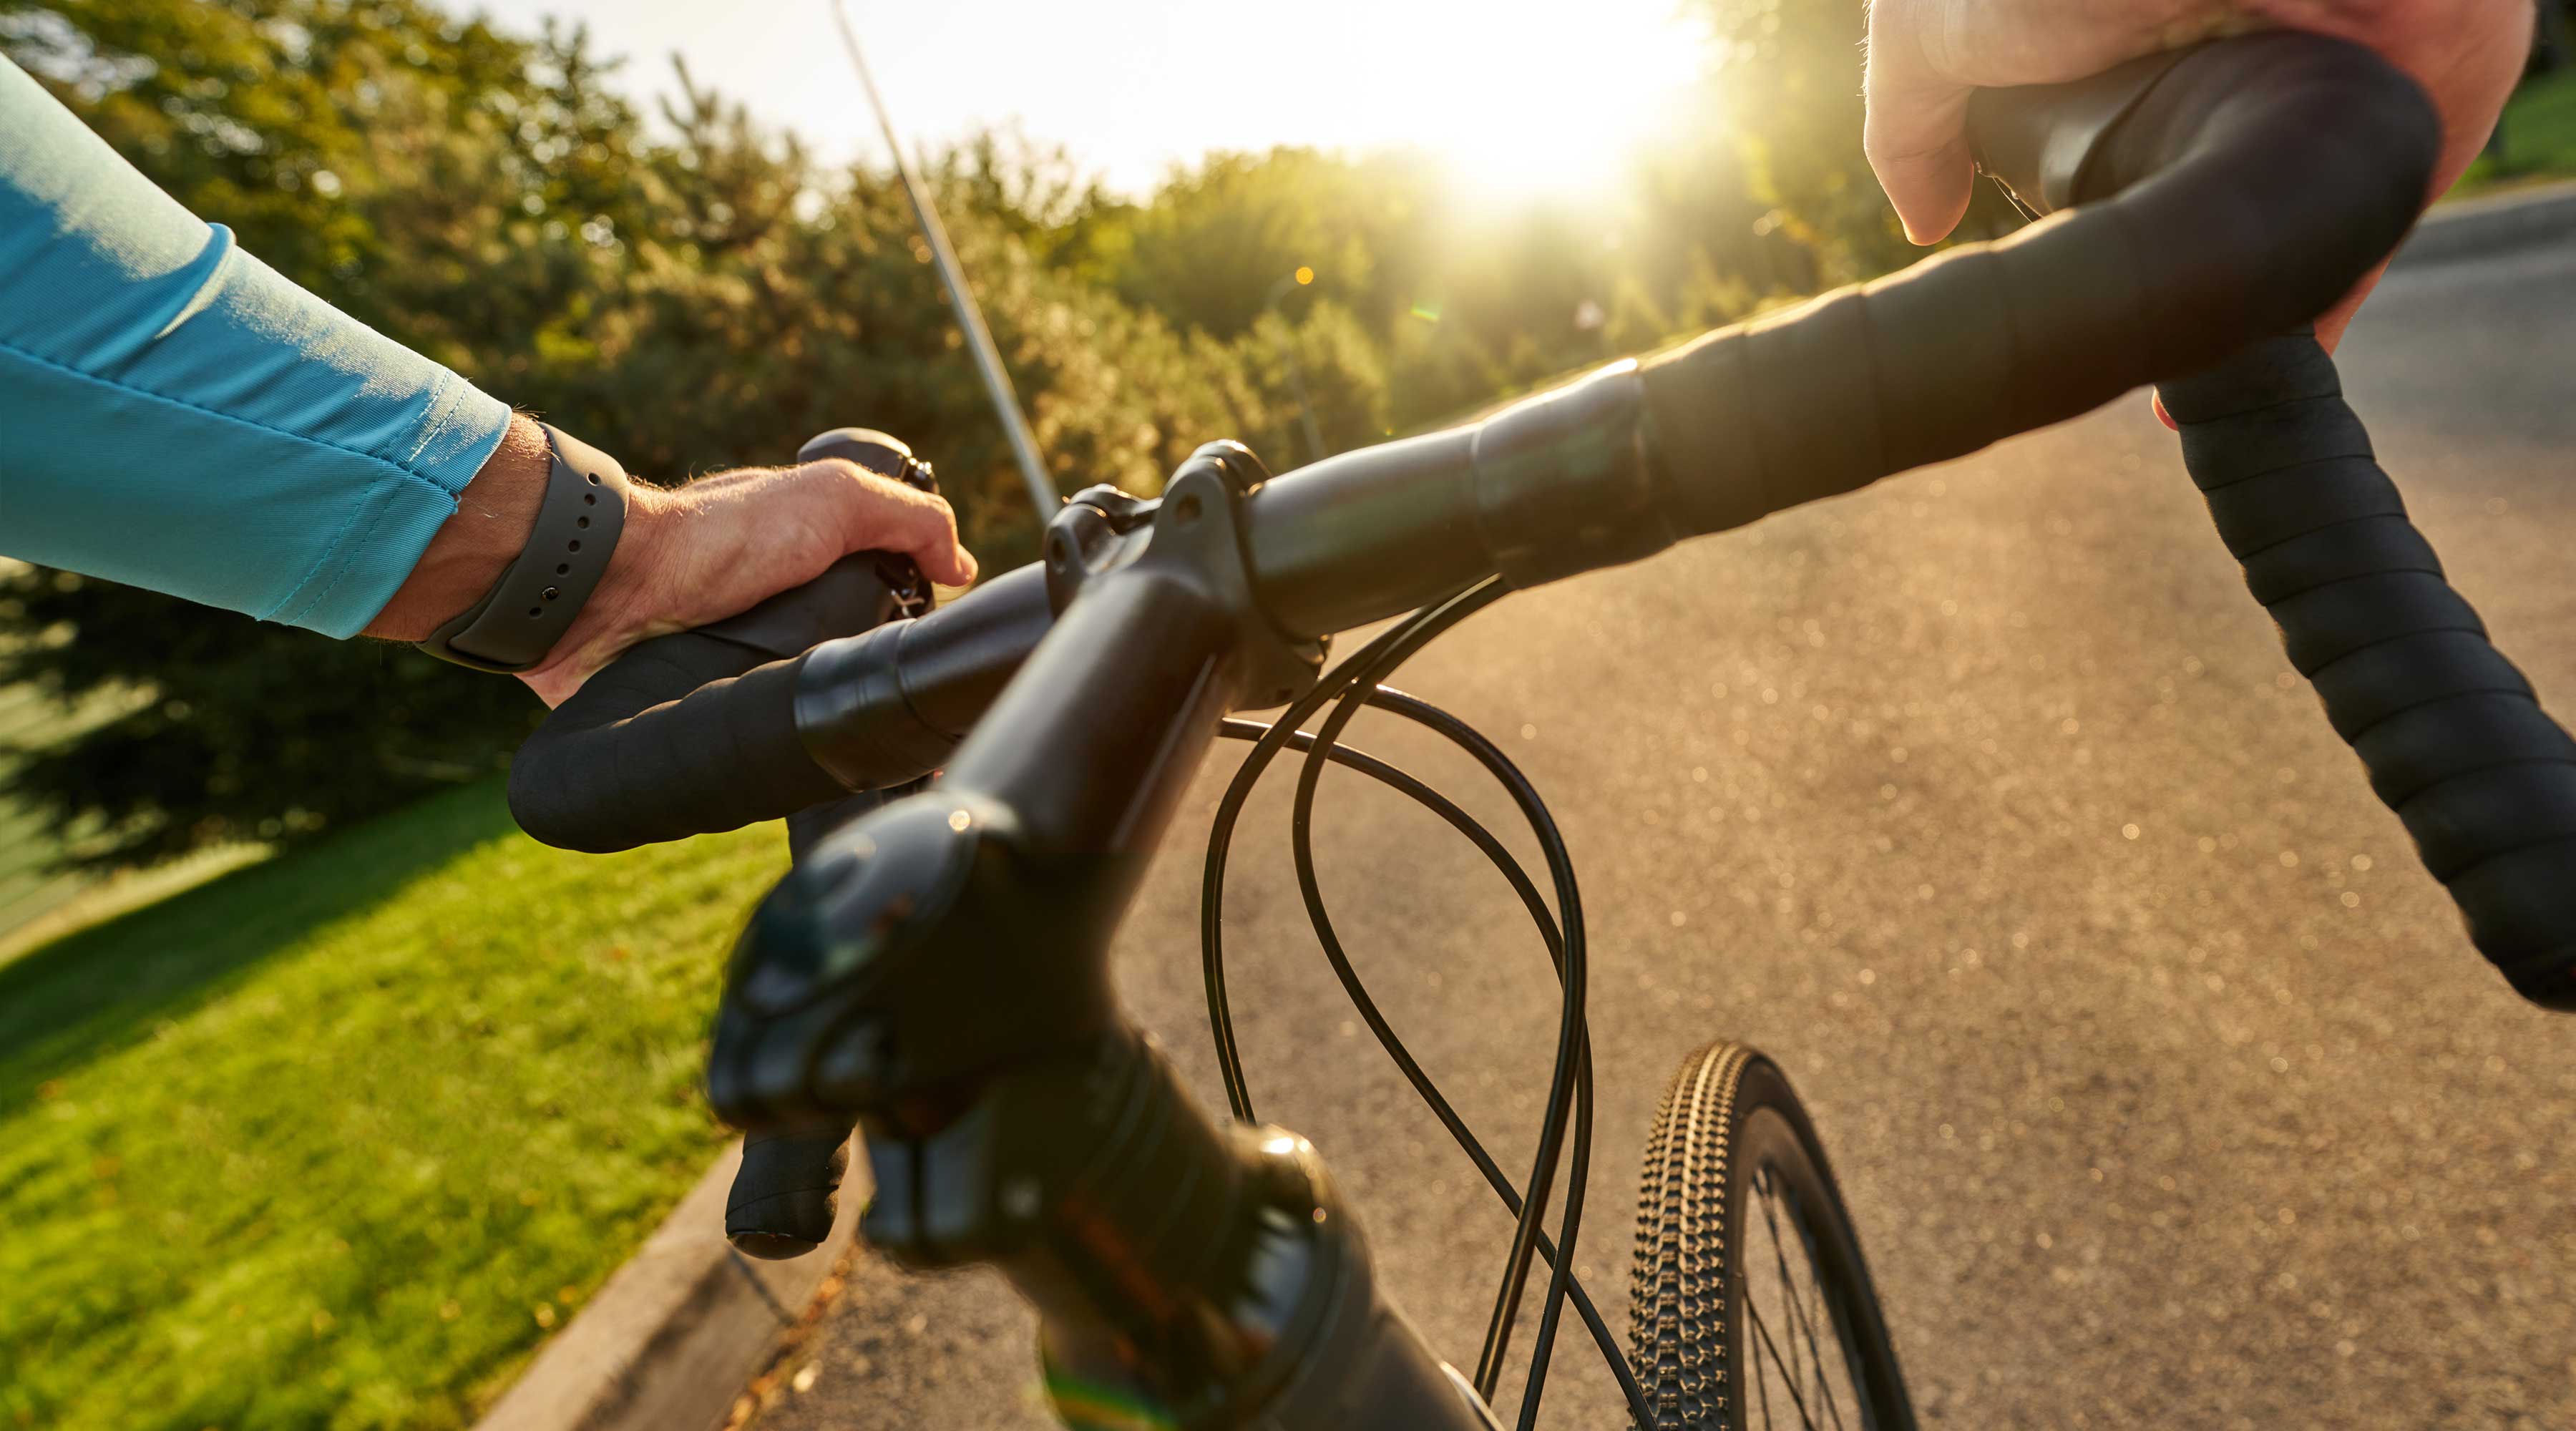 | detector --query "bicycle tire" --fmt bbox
[1629,1042,1916,1431]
